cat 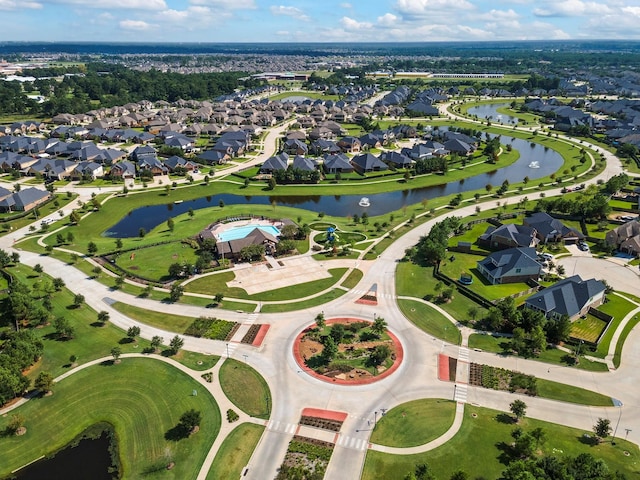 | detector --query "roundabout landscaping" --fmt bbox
[293,317,404,385]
